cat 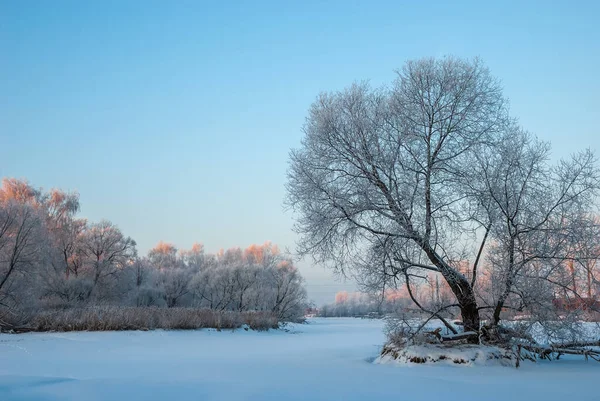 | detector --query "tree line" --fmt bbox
[317,291,413,317]
[0,178,307,331]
